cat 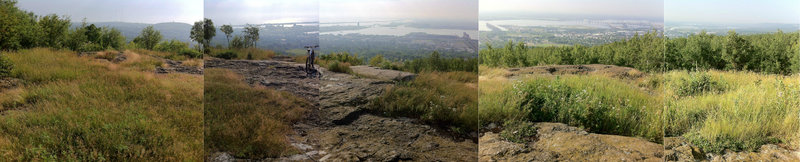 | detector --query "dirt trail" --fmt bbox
[206,58,476,161]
